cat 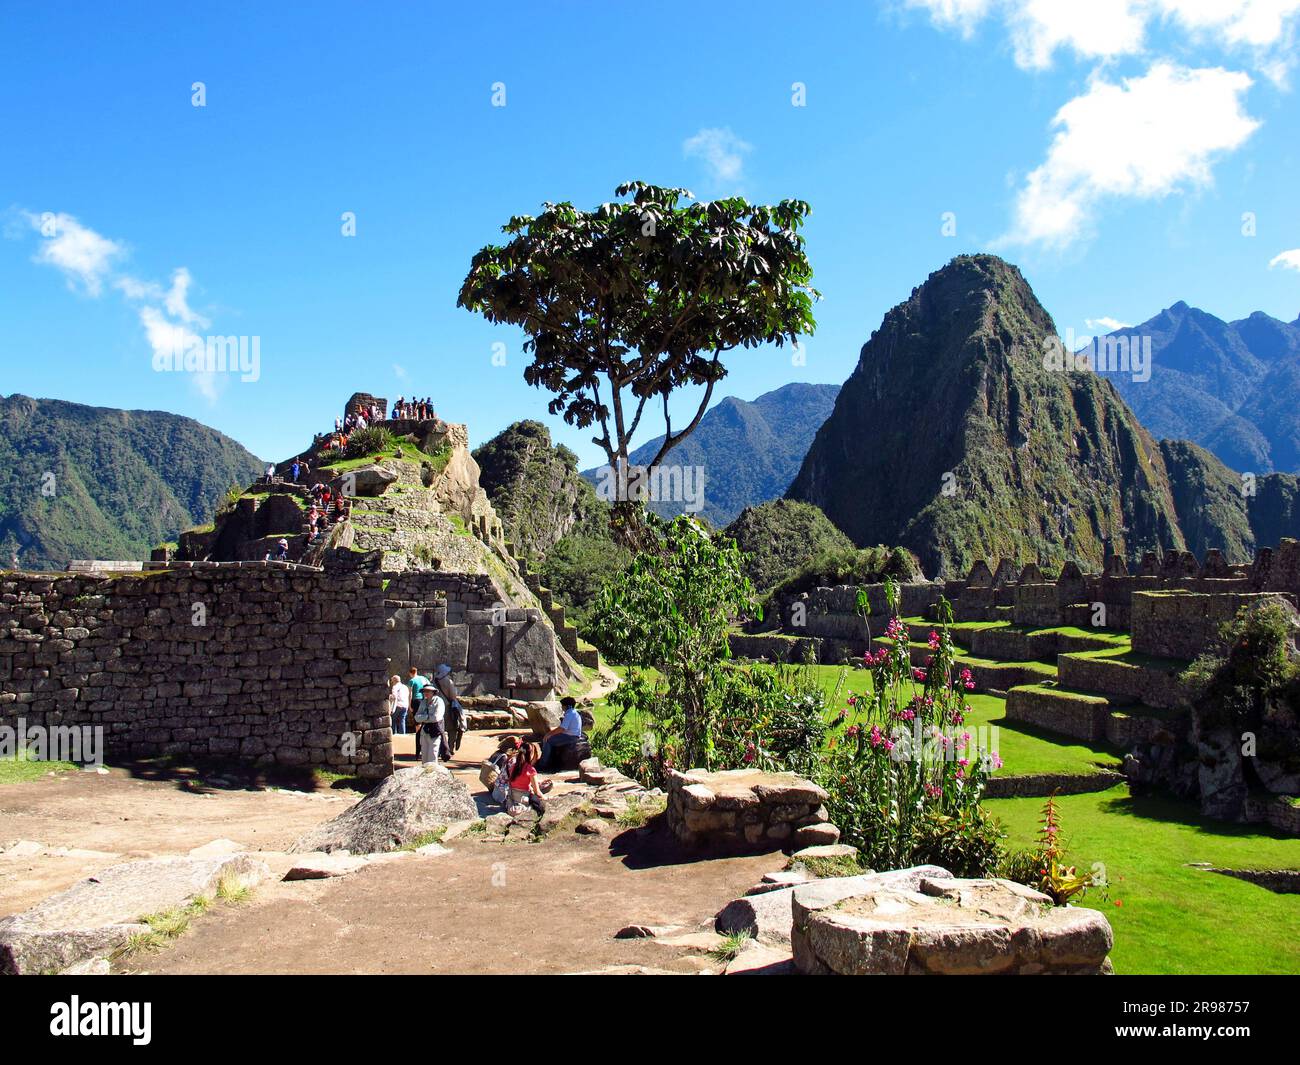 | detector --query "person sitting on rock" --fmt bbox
[507,743,546,816]
[485,736,522,806]
[538,696,585,771]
